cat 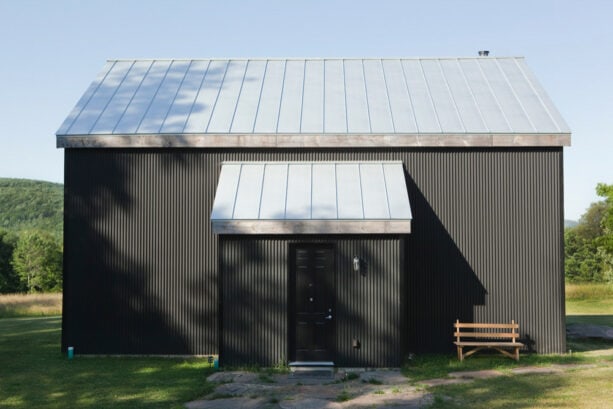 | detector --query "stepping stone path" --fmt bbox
[185,363,612,408]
